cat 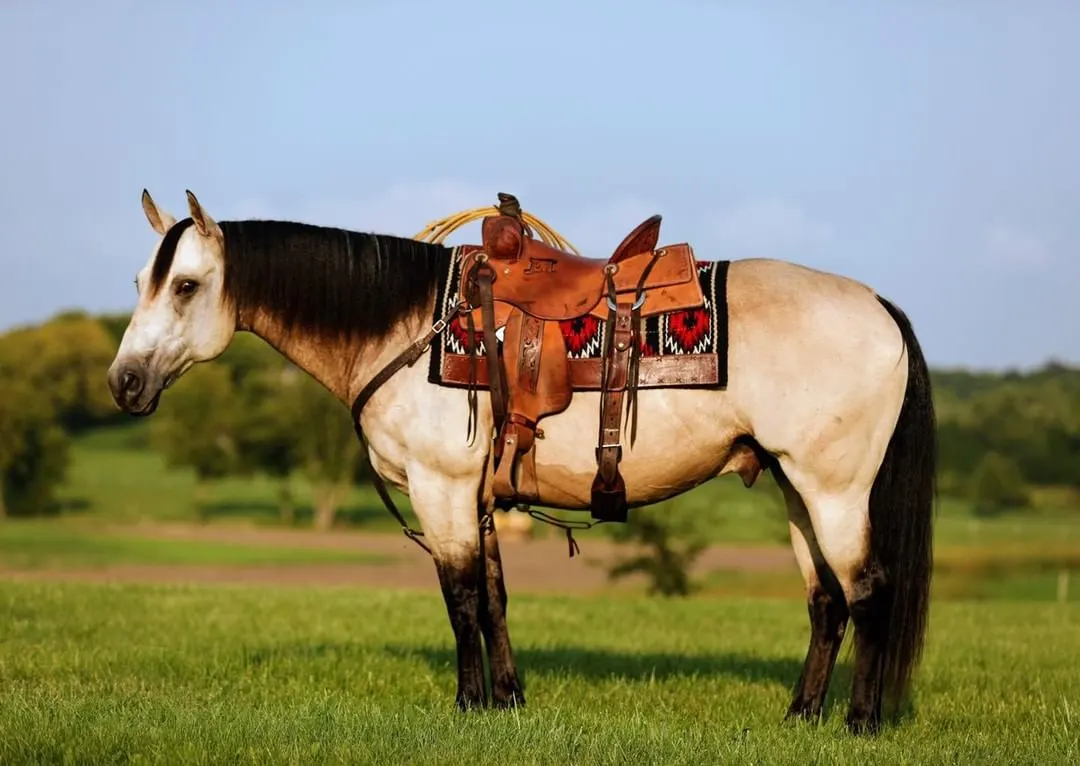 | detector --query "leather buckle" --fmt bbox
[596,444,623,460]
